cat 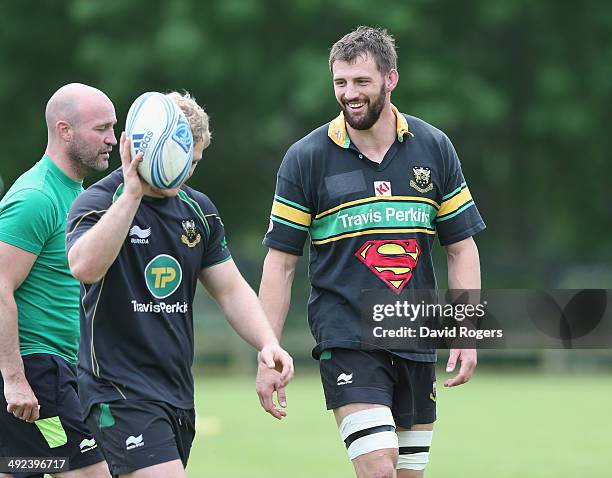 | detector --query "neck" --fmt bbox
[346,102,396,149]
[44,145,84,182]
